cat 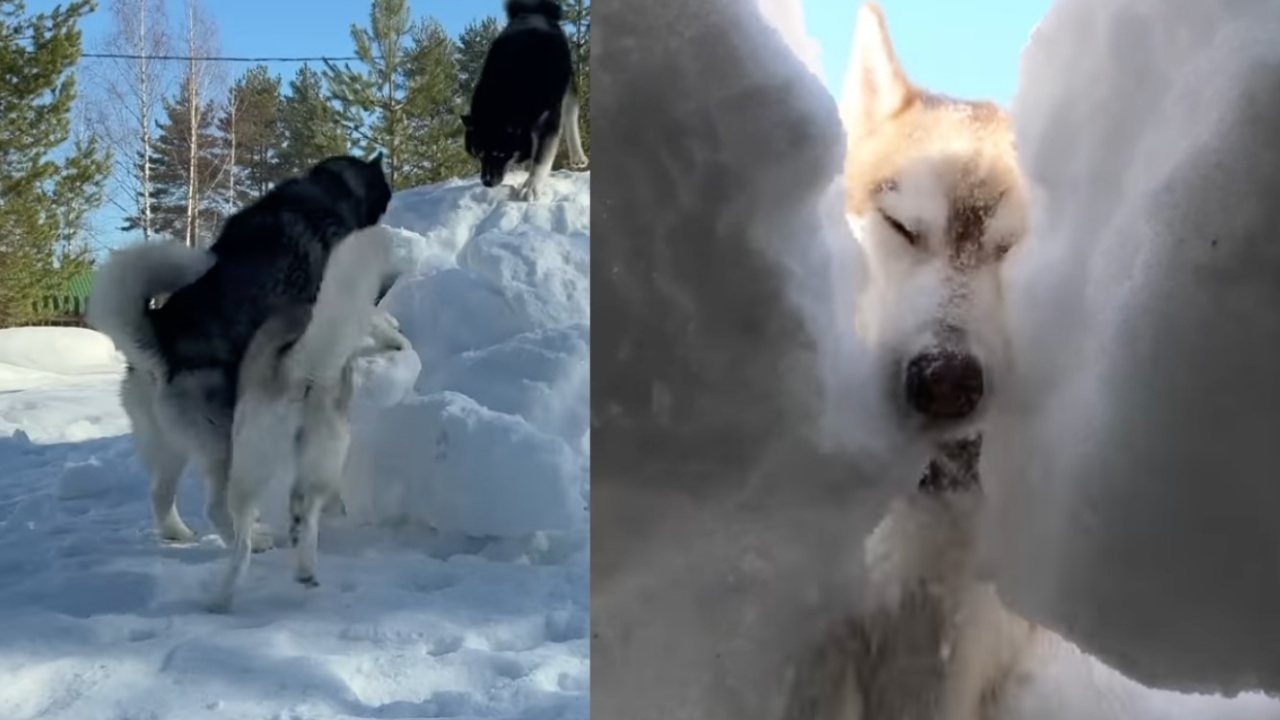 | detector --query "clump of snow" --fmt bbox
[0,327,129,440]
[344,172,589,540]
[0,326,123,375]
[981,0,1280,695]
[0,172,589,720]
